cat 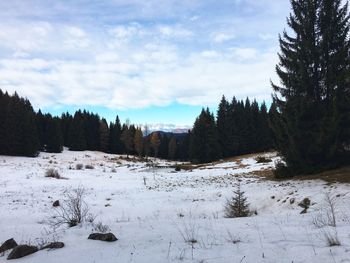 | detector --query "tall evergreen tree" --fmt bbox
[0,91,39,157]
[121,122,133,157]
[134,128,144,157]
[61,112,73,146]
[217,96,230,158]
[272,0,350,174]
[319,0,350,162]
[69,111,87,151]
[109,116,123,154]
[189,108,221,163]
[99,118,109,152]
[168,137,177,160]
[45,116,64,153]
